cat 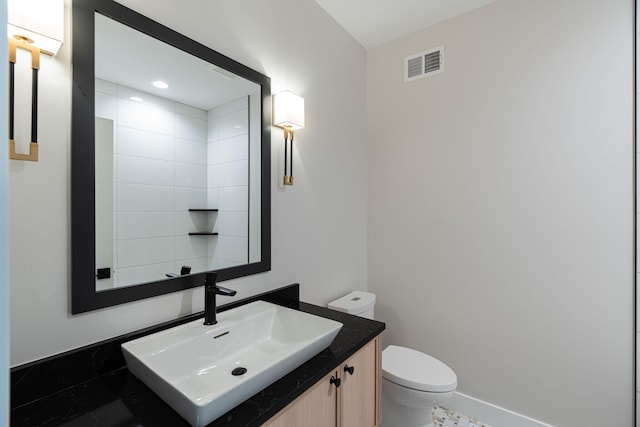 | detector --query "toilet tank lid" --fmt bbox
[382,345,457,393]
[328,291,375,314]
